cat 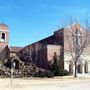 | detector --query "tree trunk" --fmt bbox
[74,61,77,78]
